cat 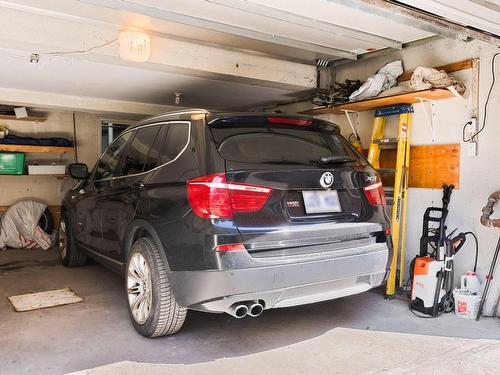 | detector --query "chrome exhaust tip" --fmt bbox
[228,304,248,319]
[247,302,264,317]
